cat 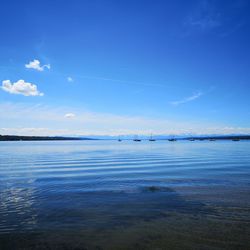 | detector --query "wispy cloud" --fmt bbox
[170,92,203,106]
[1,80,44,96]
[186,15,221,30]
[52,71,165,88]
[0,102,203,136]
[184,0,221,33]
[25,59,50,71]
[0,103,250,136]
[1,102,248,136]
[71,74,165,88]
